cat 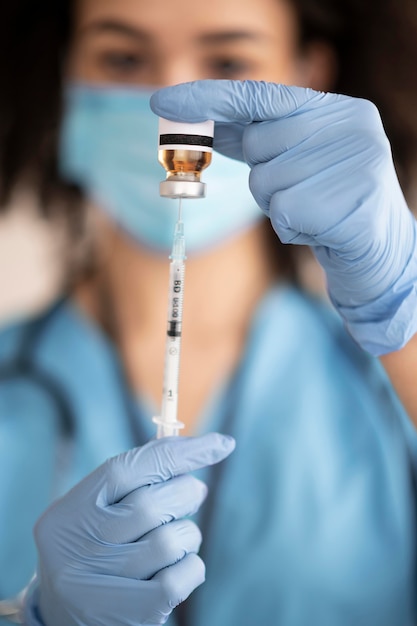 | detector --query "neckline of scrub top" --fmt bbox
[61,282,297,440]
